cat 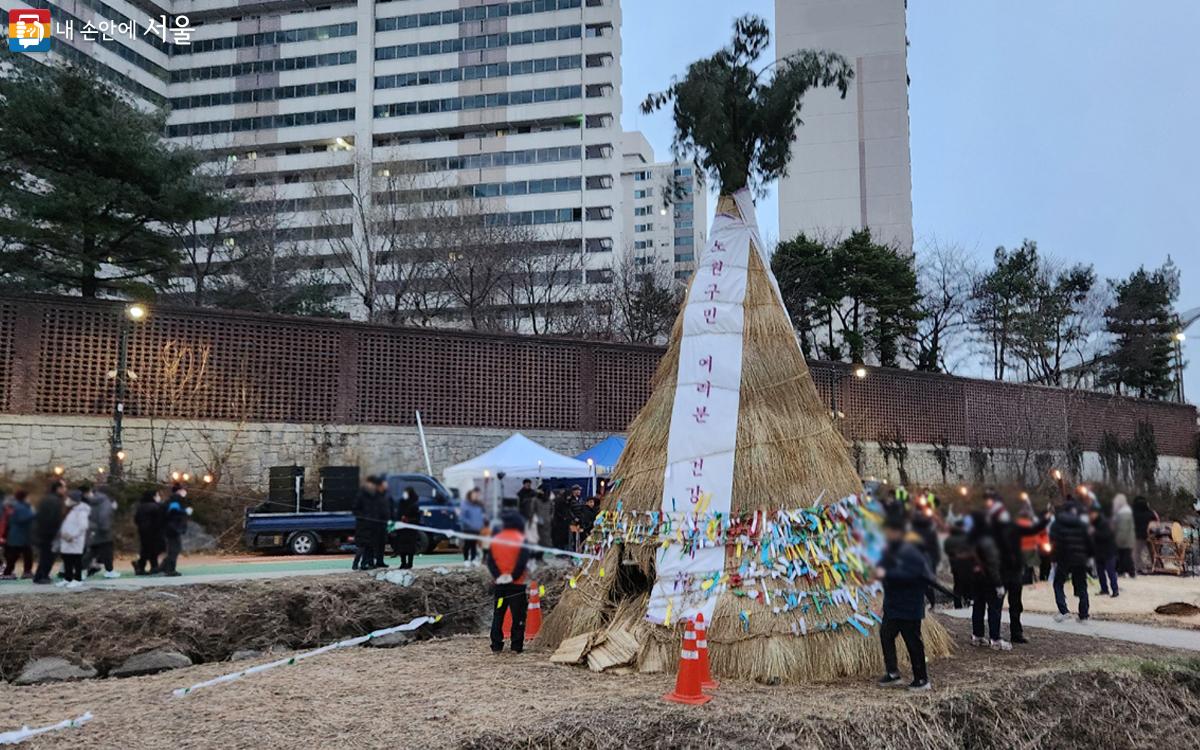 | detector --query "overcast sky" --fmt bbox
[621,1,1199,401]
